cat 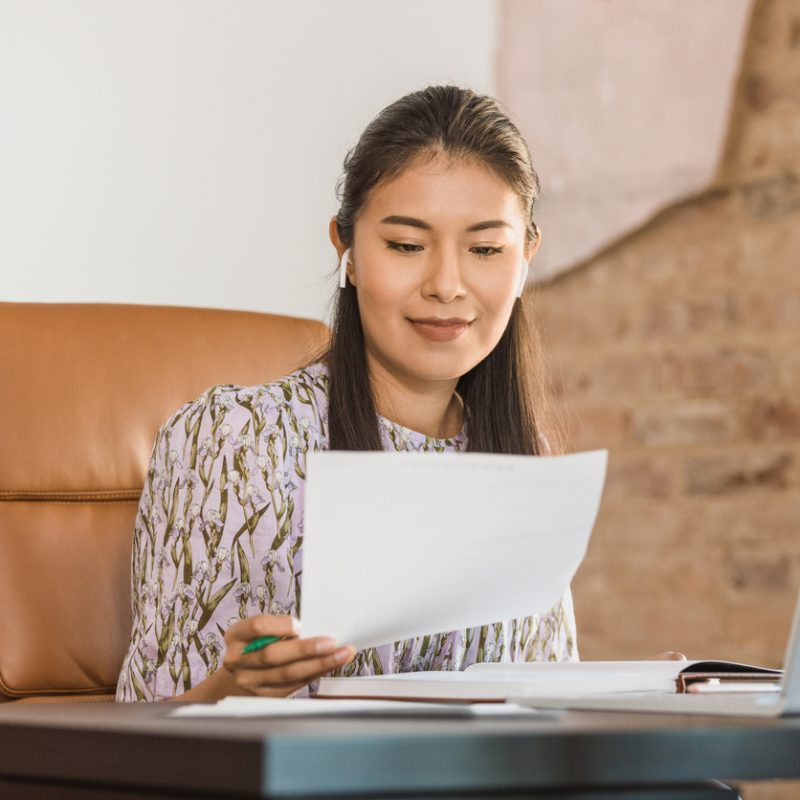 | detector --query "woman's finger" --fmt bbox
[224,614,300,649]
[236,646,357,691]
[221,614,357,696]
[225,635,338,672]
[648,651,687,661]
